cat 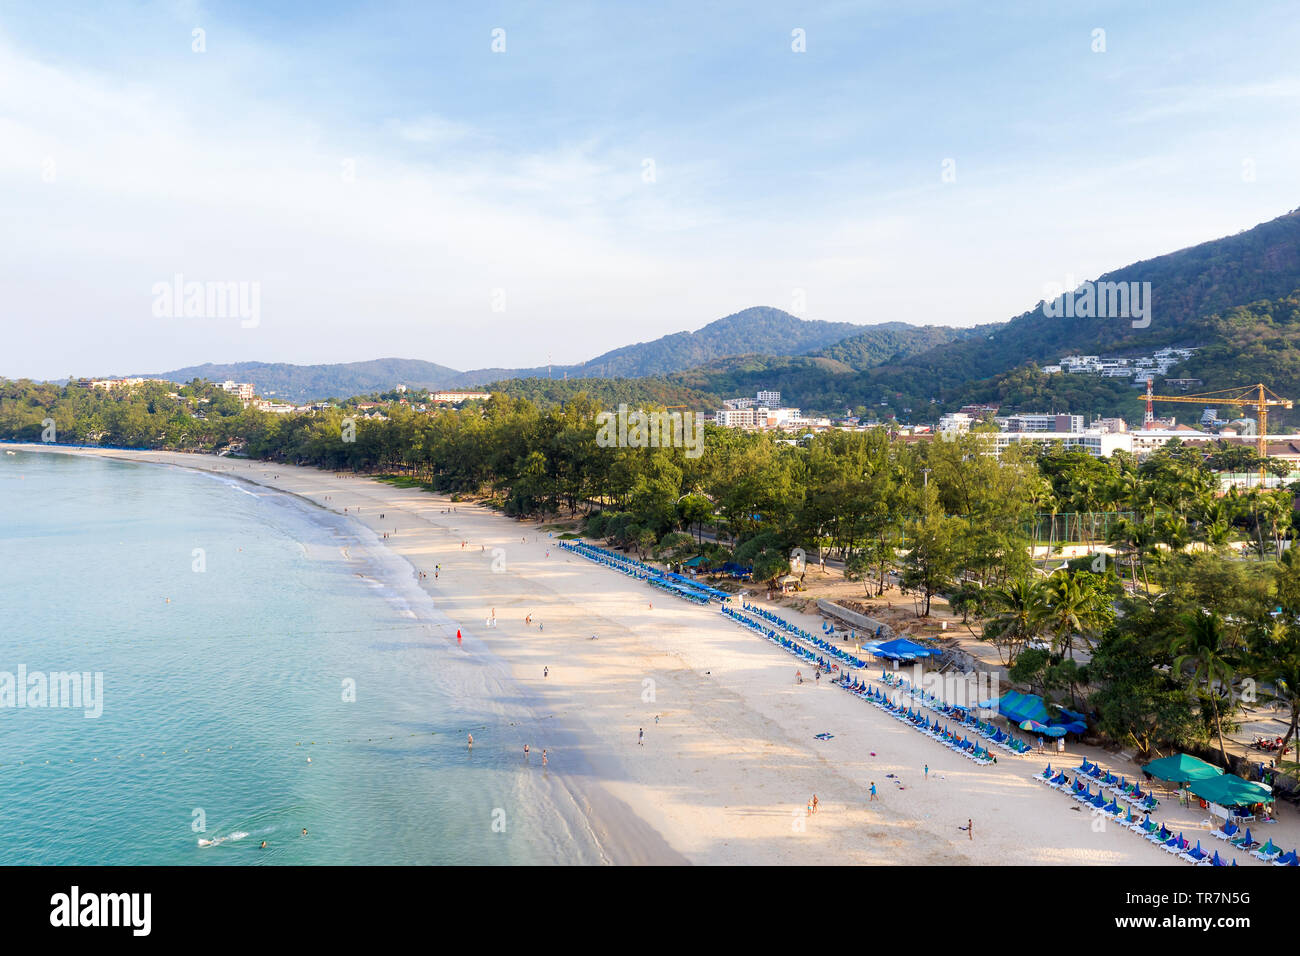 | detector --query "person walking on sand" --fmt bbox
[812,794,819,814]
[544,666,548,678]
[967,818,973,840]
[638,728,644,746]
[542,749,548,767]
[869,782,878,801]
[924,763,929,780]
